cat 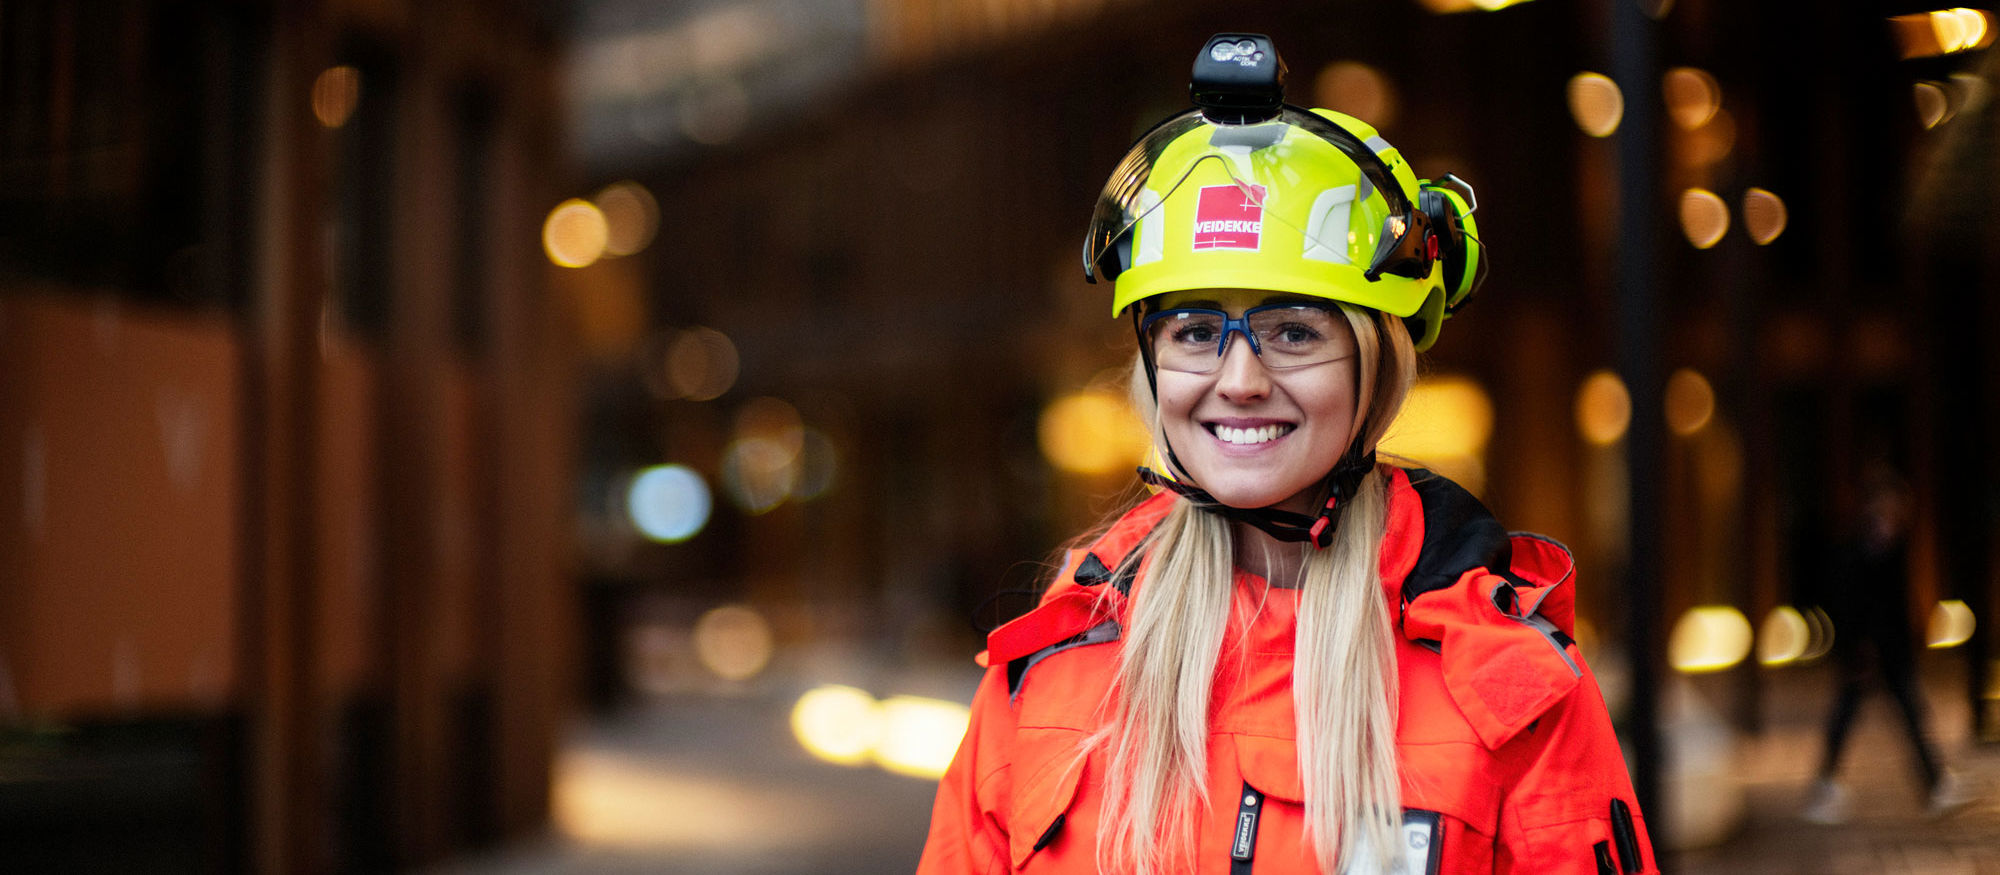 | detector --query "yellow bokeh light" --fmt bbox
[312,65,361,128]
[1039,389,1151,476]
[791,685,882,766]
[1679,188,1730,249]
[692,604,774,681]
[1757,605,1810,666]
[1894,9,1995,57]
[1664,368,1715,436]
[871,696,972,780]
[1669,605,1754,673]
[1567,72,1625,138]
[1742,188,1789,245]
[544,198,610,268]
[722,437,799,514]
[1315,61,1397,130]
[1928,599,1976,649]
[1663,67,1721,130]
[1575,370,1632,446]
[596,181,660,257]
[1382,375,1493,491]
